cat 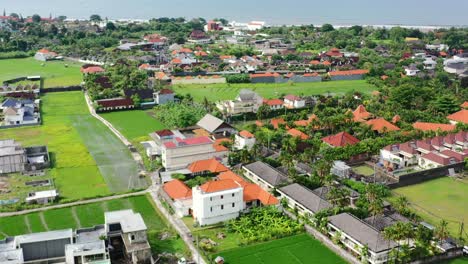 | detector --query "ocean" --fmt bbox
[0,0,467,26]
